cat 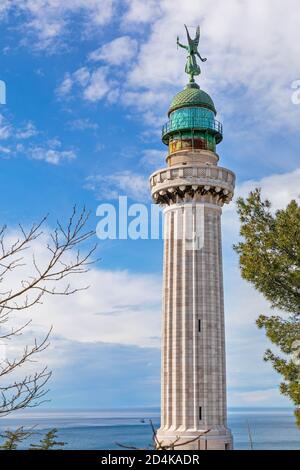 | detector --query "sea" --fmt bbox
[0,408,299,450]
